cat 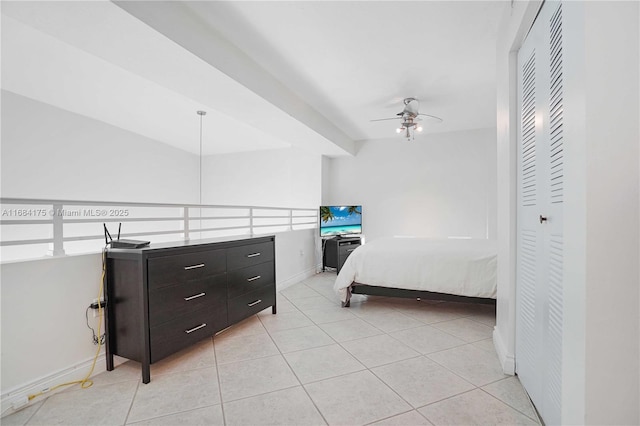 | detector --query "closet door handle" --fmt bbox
[539,215,548,224]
